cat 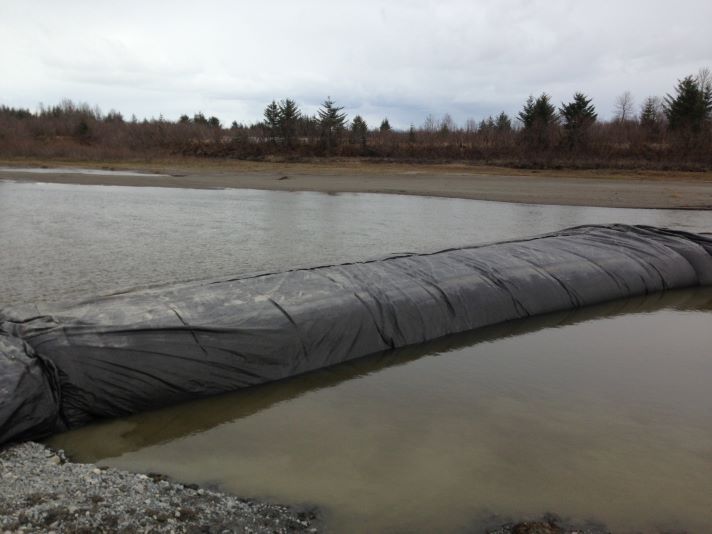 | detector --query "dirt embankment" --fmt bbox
[1,159,711,209]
